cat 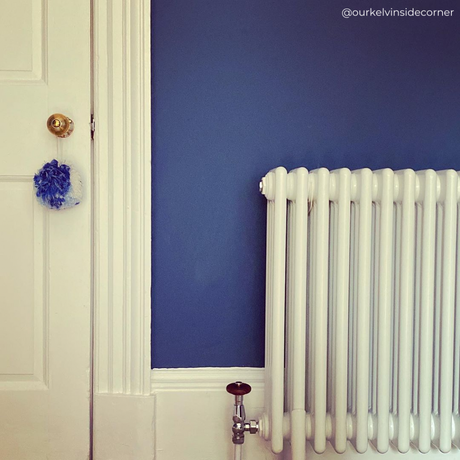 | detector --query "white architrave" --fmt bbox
[93,0,151,396]
[92,2,153,457]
